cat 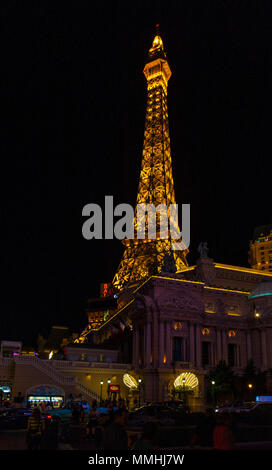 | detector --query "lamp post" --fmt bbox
[107,379,111,399]
[100,381,103,405]
[182,377,186,405]
[211,381,216,407]
[138,378,142,408]
[248,383,253,401]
